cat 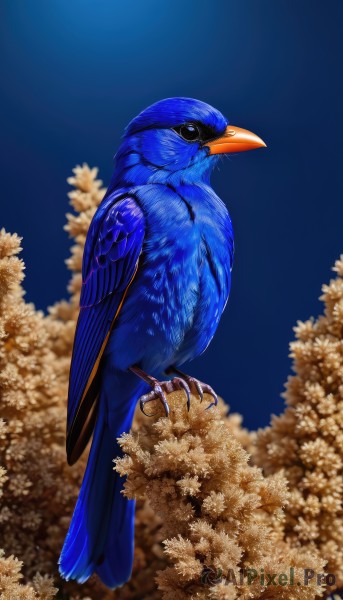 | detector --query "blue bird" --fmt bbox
[59,97,265,588]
